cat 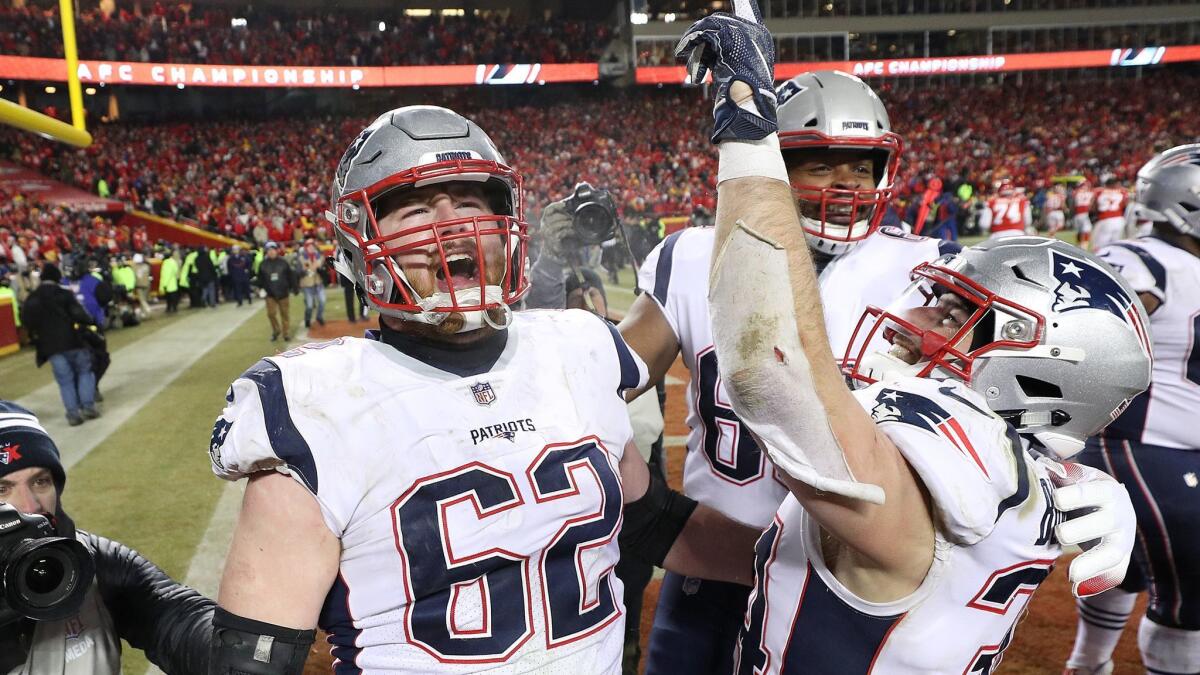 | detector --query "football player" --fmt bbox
[1065,145,1200,675]
[621,66,957,675]
[621,48,1139,675]
[205,106,760,675]
[1091,176,1129,251]
[1044,184,1068,235]
[1074,179,1097,249]
[676,9,1151,672]
[980,179,1032,239]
